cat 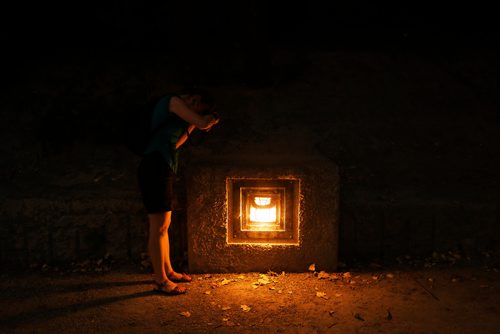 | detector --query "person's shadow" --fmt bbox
[0,279,154,329]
